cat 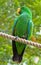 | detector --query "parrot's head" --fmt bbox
[17,6,32,18]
